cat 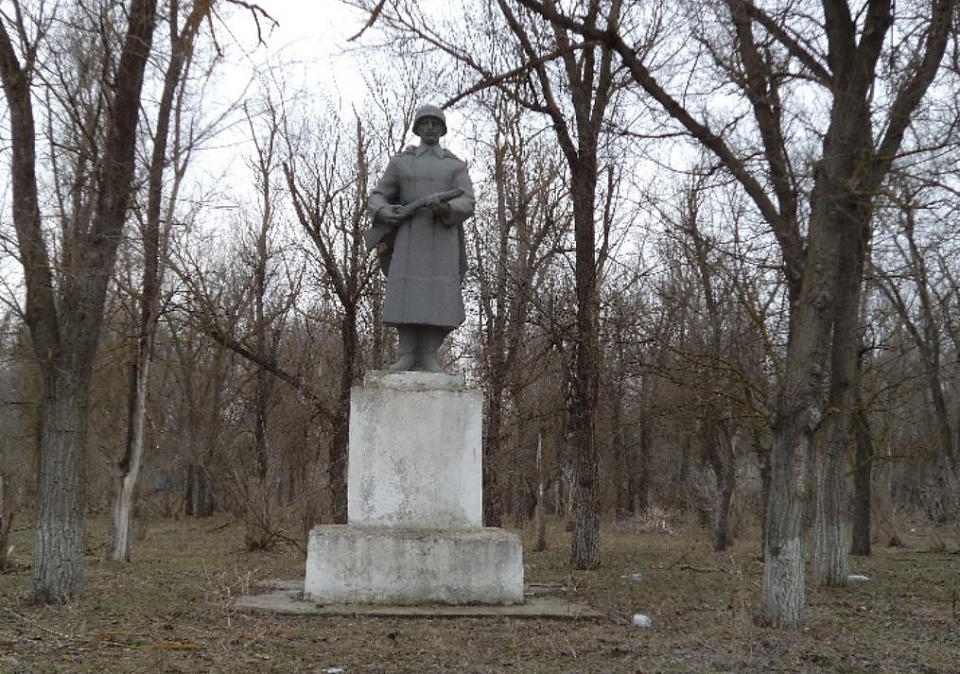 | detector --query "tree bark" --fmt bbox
[569,160,601,569]
[0,0,159,600]
[850,393,873,556]
[533,432,546,551]
[712,429,737,552]
[32,368,92,601]
[330,306,358,524]
[109,0,204,561]
[756,440,771,554]
[762,410,810,628]
[482,388,505,527]
[632,375,653,514]
[108,353,151,562]
[812,210,868,586]
[762,185,844,625]
[0,473,11,571]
